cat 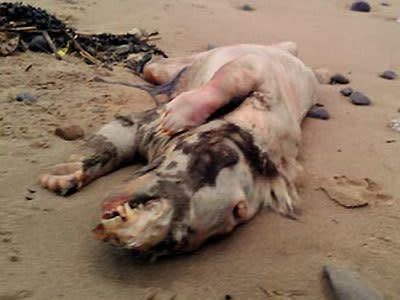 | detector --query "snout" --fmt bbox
[93,196,174,251]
